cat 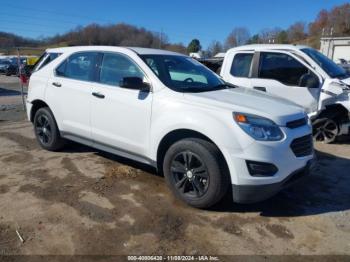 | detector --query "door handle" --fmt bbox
[52,82,62,87]
[253,86,266,92]
[92,92,105,99]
